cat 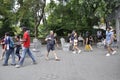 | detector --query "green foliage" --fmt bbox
[42,0,120,36]
[0,0,120,37]
[0,0,16,37]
